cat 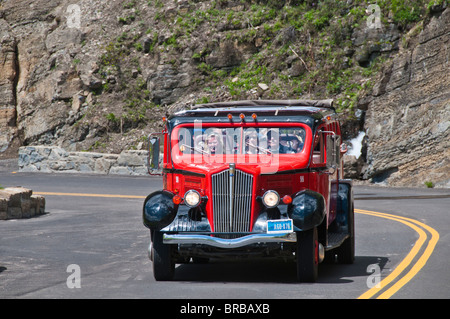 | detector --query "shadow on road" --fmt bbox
[172,255,388,284]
